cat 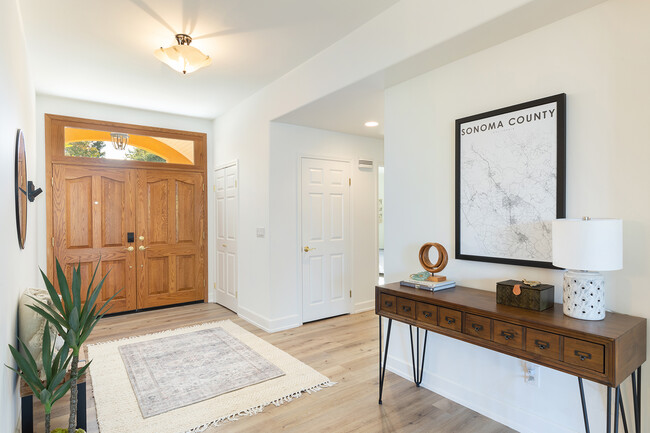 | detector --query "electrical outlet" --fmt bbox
[524,362,540,387]
[256,227,265,238]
